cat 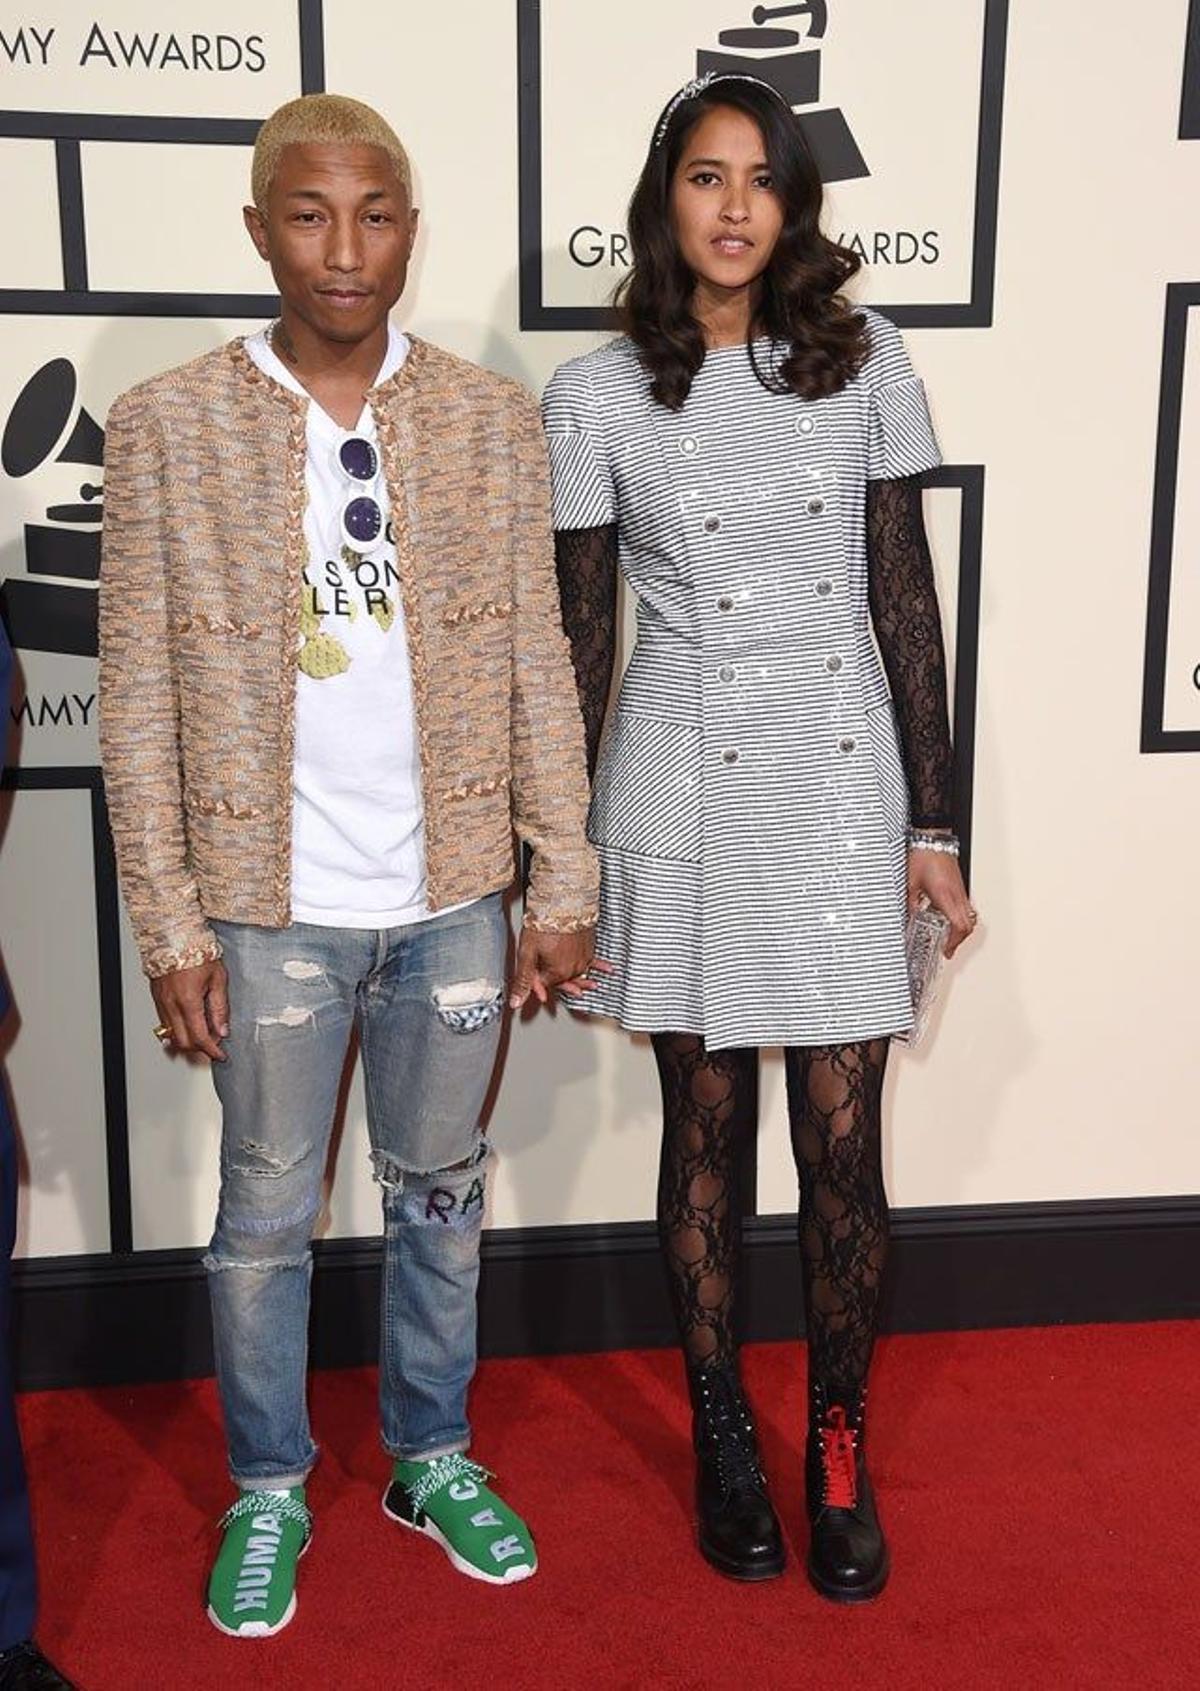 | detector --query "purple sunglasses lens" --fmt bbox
[343,495,383,546]
[339,436,378,481]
